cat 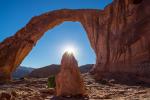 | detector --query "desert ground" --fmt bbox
[0,73,150,100]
